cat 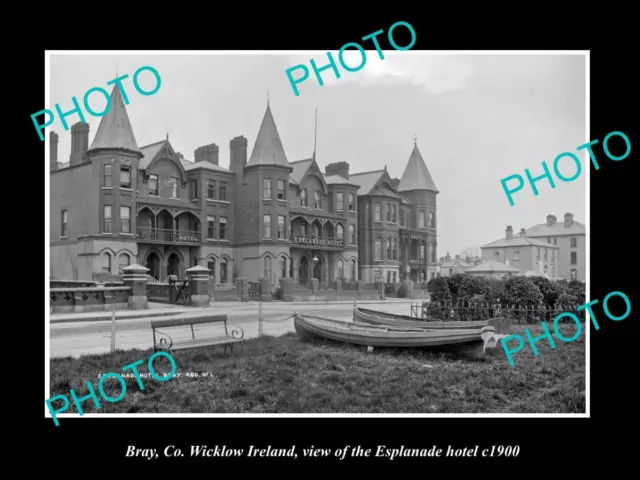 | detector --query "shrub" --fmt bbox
[529,277,564,307]
[397,283,407,298]
[384,283,396,294]
[426,276,451,303]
